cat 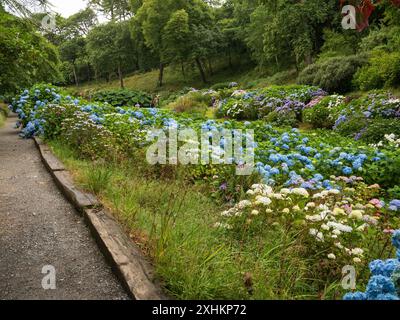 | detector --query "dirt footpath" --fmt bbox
[0,115,129,300]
